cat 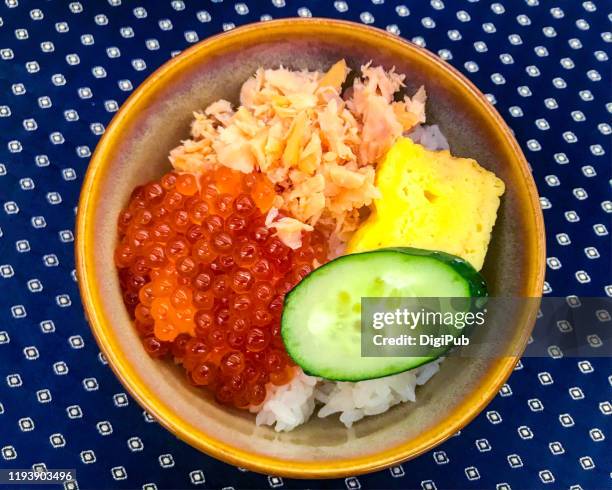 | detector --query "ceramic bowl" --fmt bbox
[76,19,545,478]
